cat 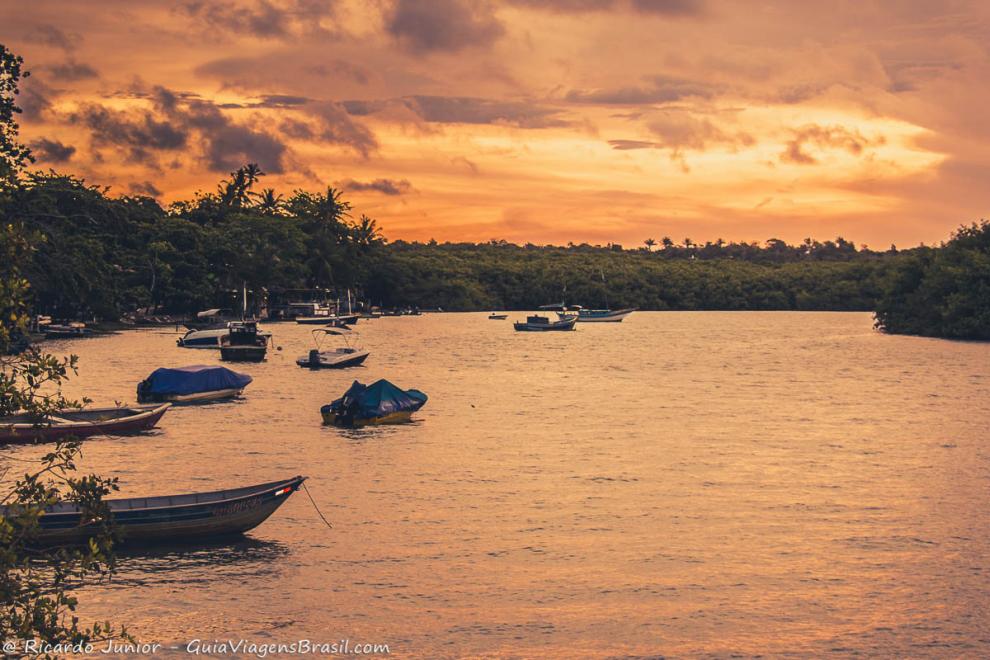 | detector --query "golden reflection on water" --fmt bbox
[3,312,989,657]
